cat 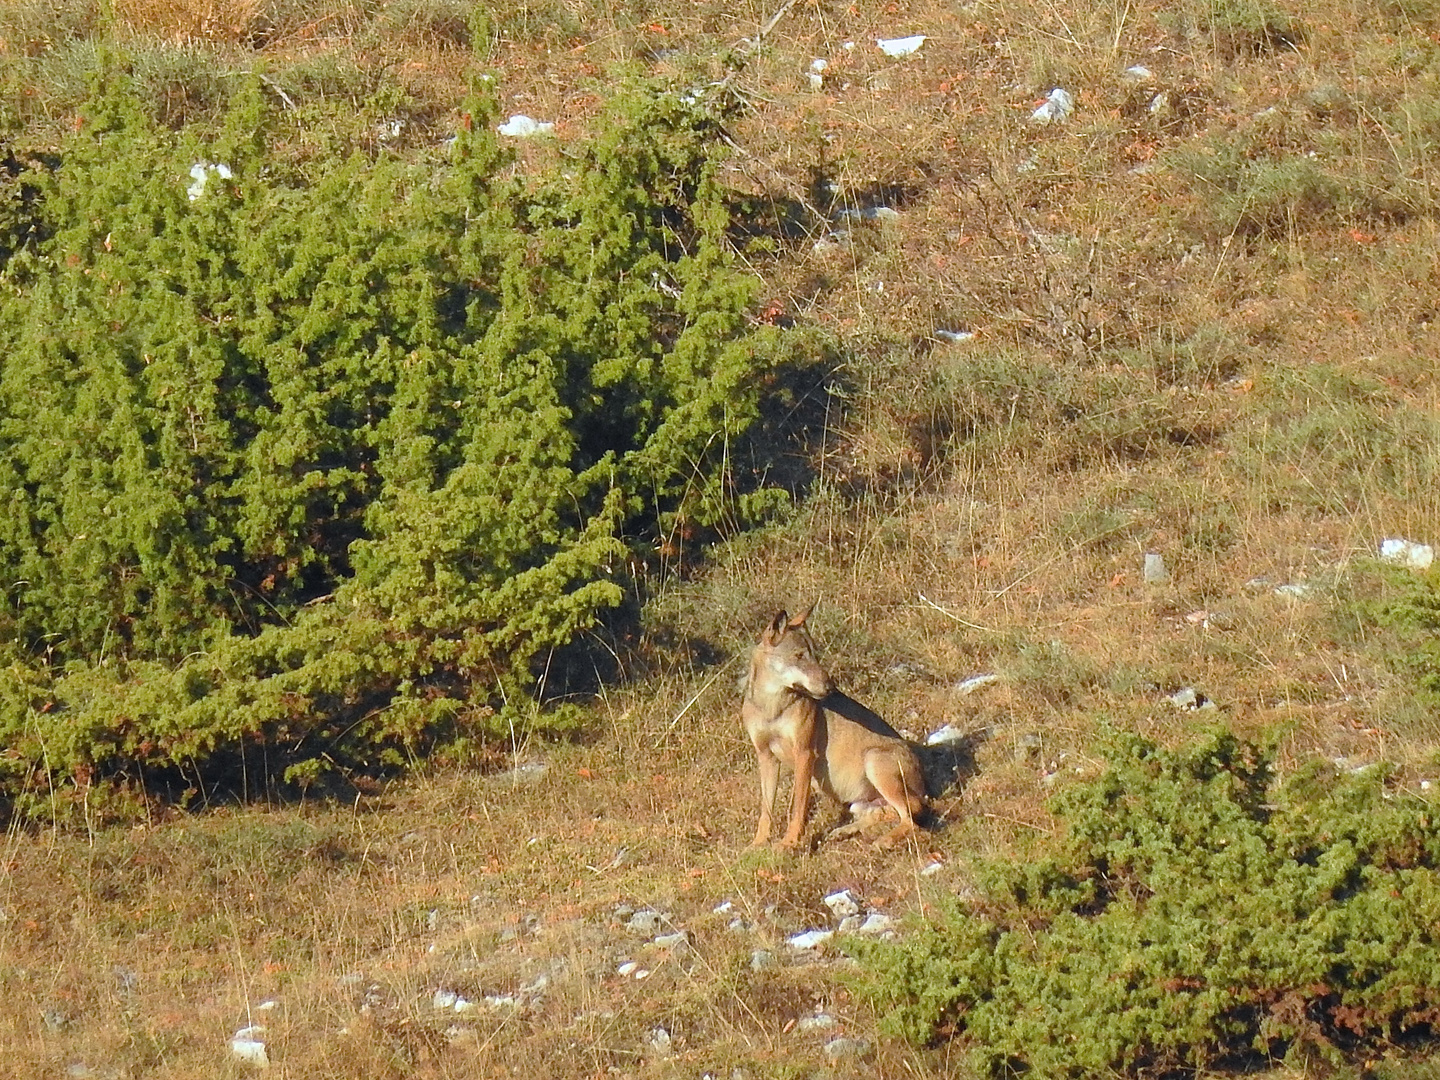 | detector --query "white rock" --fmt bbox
[651,931,688,949]
[1123,65,1154,81]
[713,900,734,914]
[497,114,554,137]
[452,996,480,1014]
[877,35,926,57]
[750,949,776,971]
[1031,87,1075,123]
[796,1011,838,1032]
[823,889,861,918]
[1380,538,1435,571]
[926,725,965,746]
[617,961,639,977]
[1274,583,1315,599]
[187,162,233,202]
[953,672,1000,695]
[920,860,944,877]
[230,1027,269,1068]
[648,1026,673,1055]
[855,913,896,935]
[626,909,665,935]
[432,989,458,1010]
[1143,552,1169,583]
[787,929,834,950]
[500,760,548,783]
[935,329,976,343]
[1169,687,1199,709]
[824,1036,871,1059]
